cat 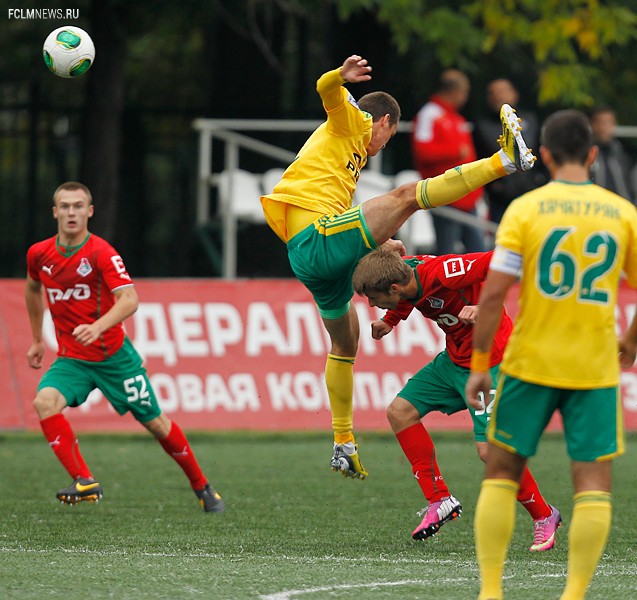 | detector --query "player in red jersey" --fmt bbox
[25,181,224,512]
[352,249,561,549]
